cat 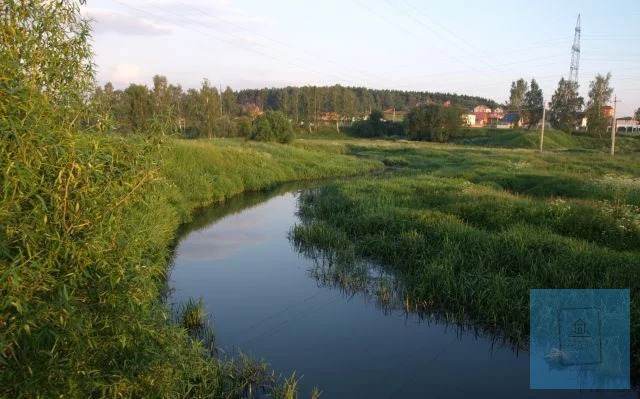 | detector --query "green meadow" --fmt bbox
[292,132,640,371]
